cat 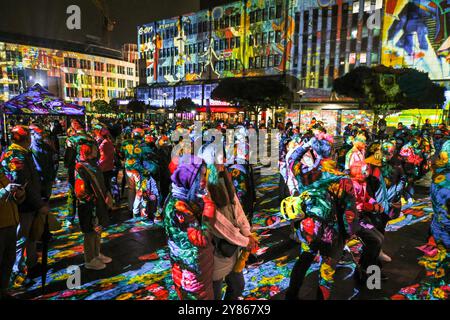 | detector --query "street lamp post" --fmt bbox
[297,90,305,128]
